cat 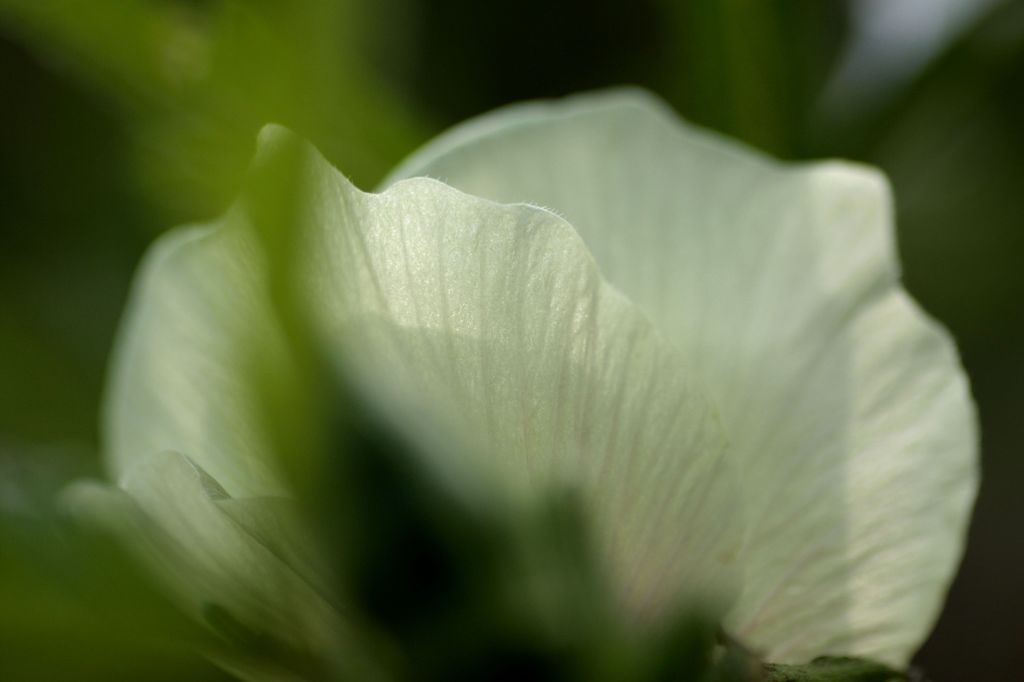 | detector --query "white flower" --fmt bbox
[74,90,977,669]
